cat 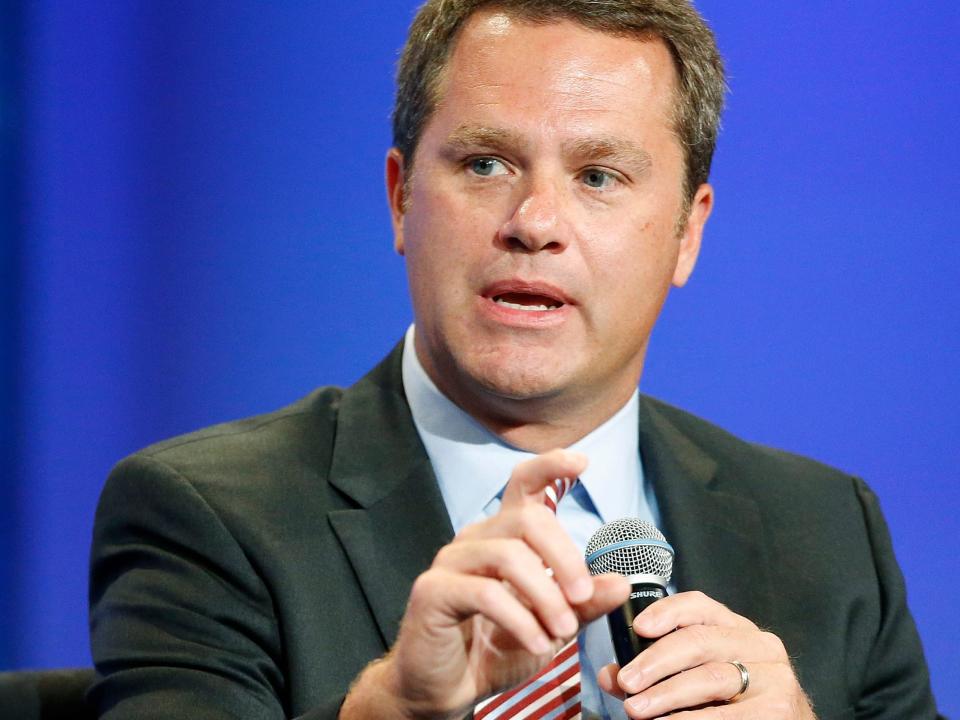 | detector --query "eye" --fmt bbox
[581,168,618,189]
[468,157,508,177]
